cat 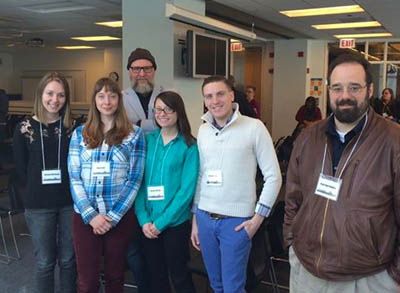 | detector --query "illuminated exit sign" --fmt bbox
[231,42,244,52]
[339,39,355,48]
